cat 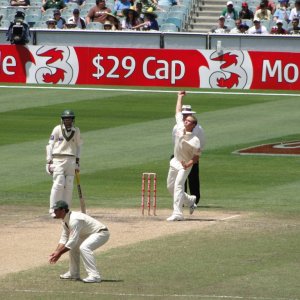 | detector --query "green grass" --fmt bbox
[1,215,299,300]
[0,86,300,299]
